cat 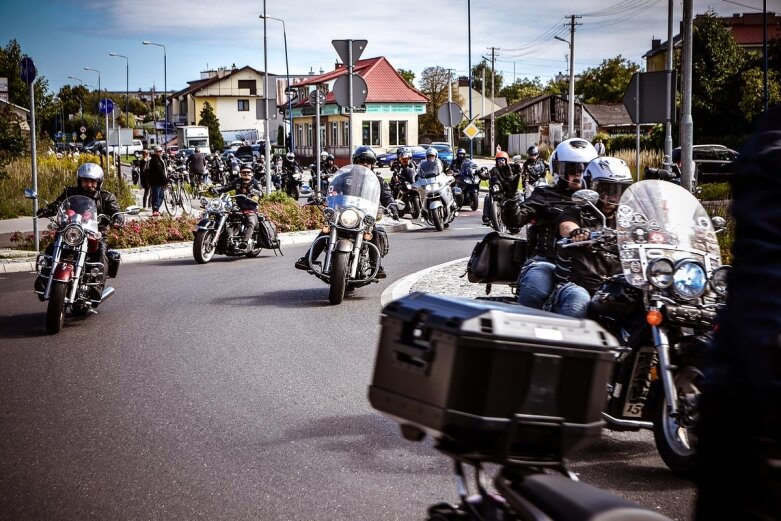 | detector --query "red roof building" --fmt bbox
[290,57,428,161]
